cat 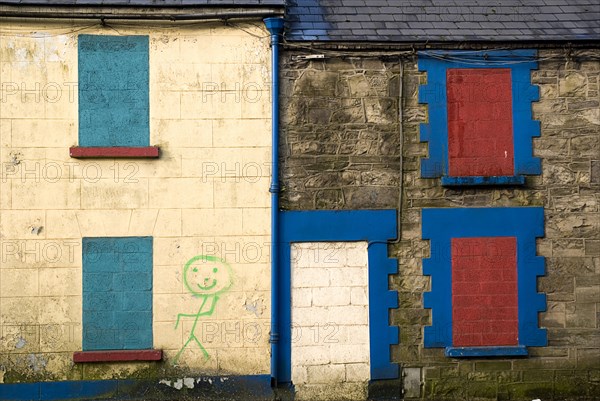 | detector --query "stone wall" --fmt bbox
[280,57,402,210]
[280,49,600,400]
